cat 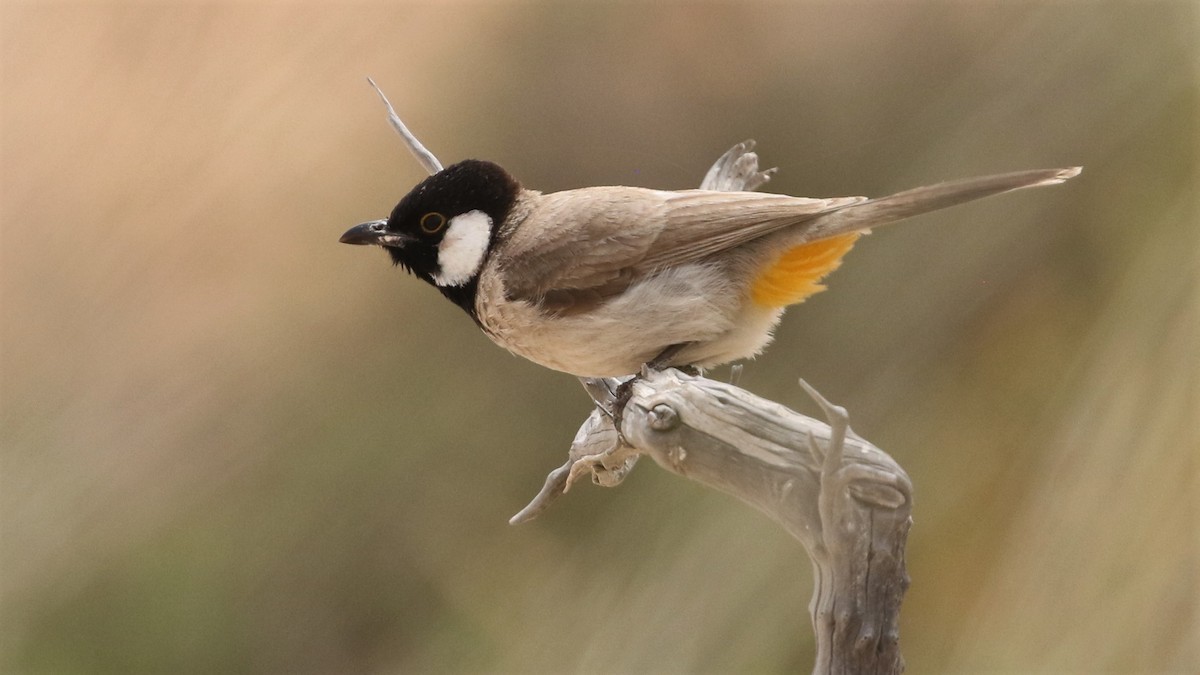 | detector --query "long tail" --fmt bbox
[802,166,1081,241]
